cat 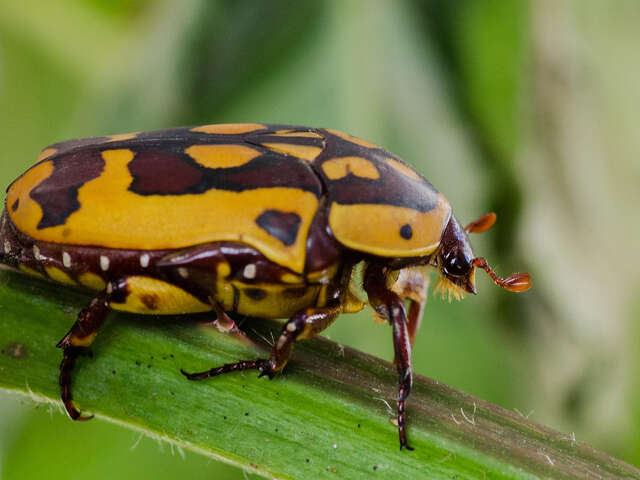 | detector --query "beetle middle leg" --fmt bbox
[181,302,342,380]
